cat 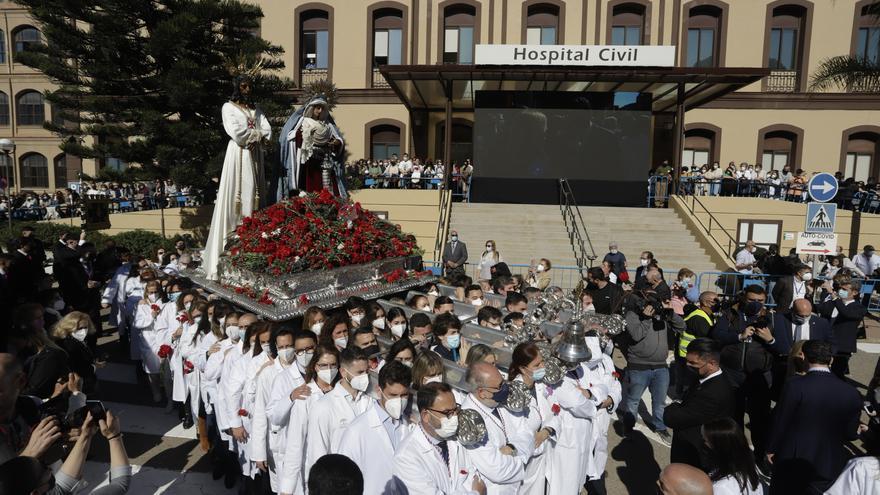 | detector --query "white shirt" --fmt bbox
[699,369,723,385]
[791,320,812,341]
[305,381,374,470]
[712,475,764,495]
[853,253,880,277]
[825,456,880,495]
[735,249,756,274]
[792,279,807,307]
